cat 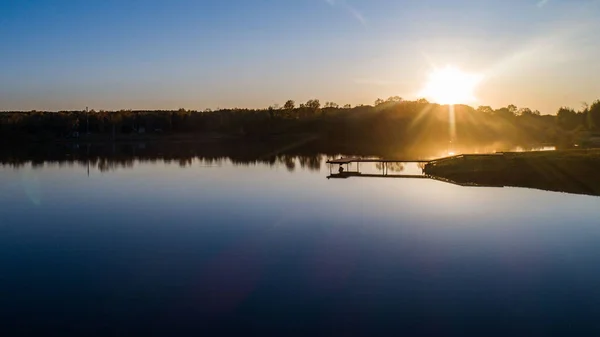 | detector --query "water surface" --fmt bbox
[1,155,600,336]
